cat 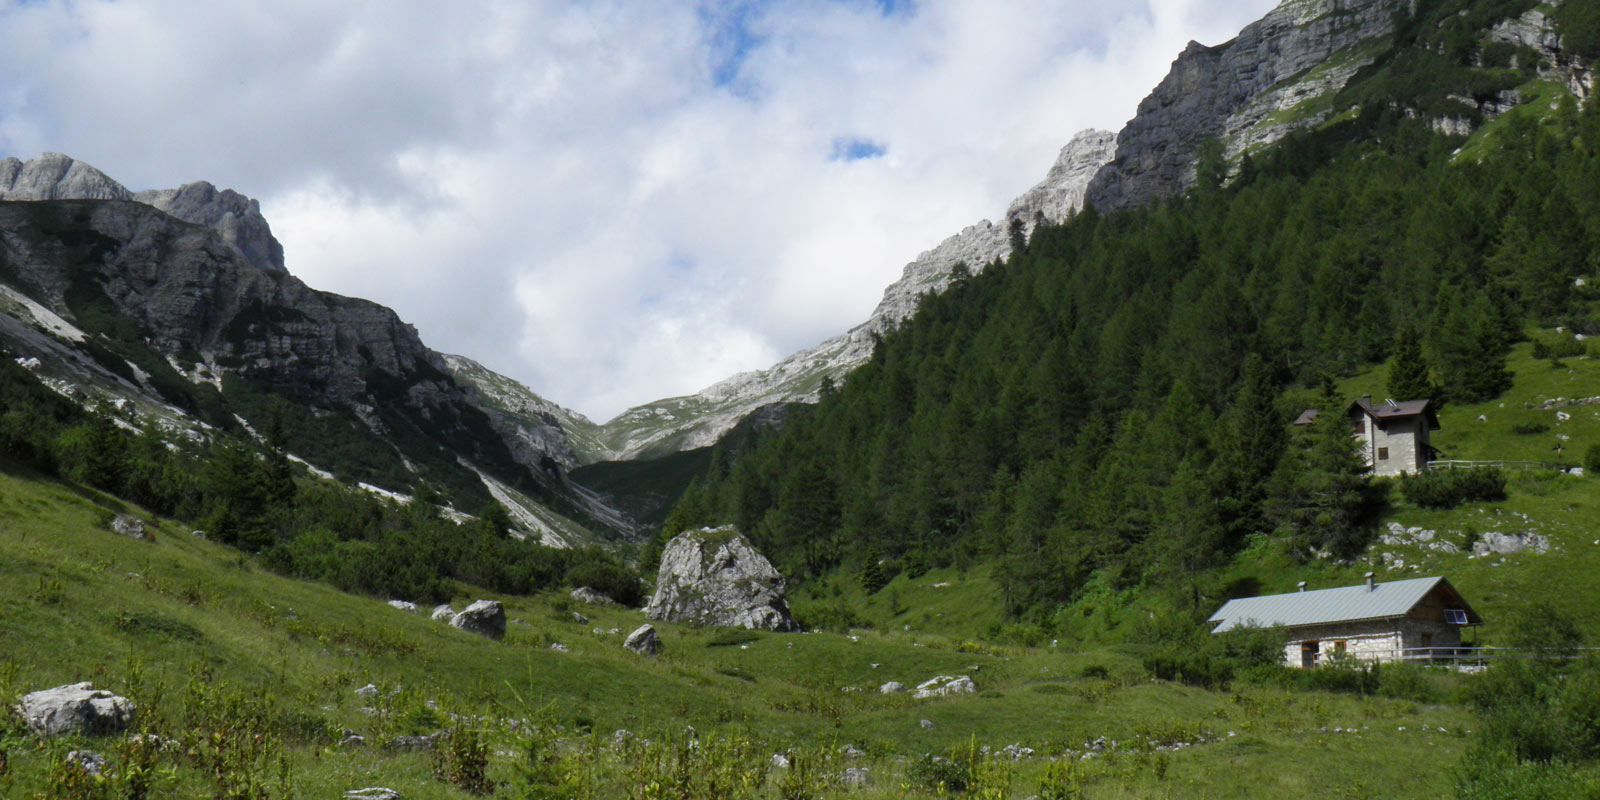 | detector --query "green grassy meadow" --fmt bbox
[5,334,1600,797]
